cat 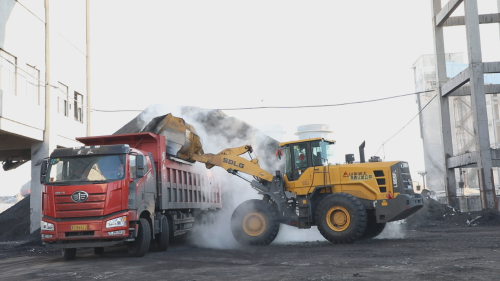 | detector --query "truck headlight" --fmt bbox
[106,216,127,228]
[41,221,54,231]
